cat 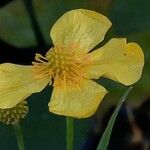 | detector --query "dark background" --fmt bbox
[0,0,149,150]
